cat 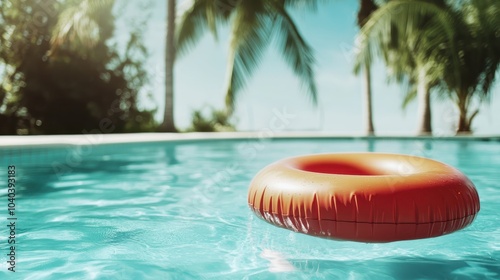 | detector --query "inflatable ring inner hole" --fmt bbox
[292,159,416,176]
[297,161,376,175]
